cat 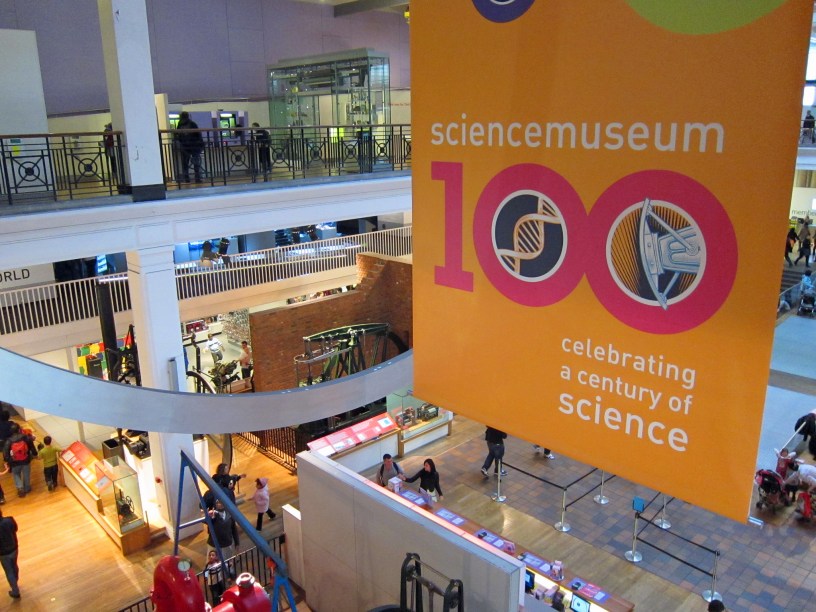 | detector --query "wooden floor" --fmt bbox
[2,413,703,611]
[1,427,304,611]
